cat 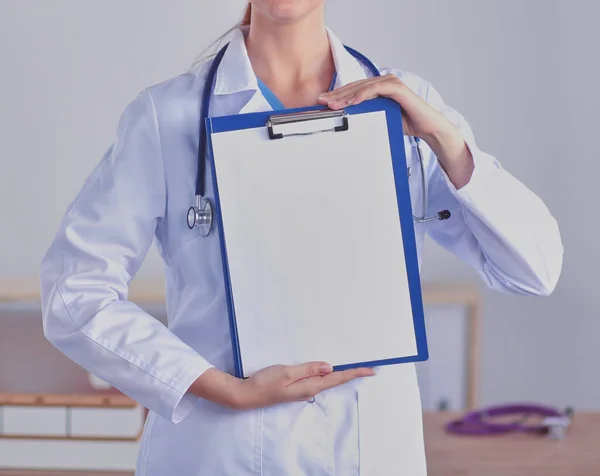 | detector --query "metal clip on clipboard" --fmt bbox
[267,109,349,140]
